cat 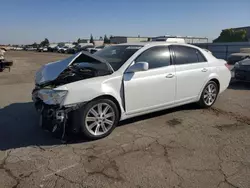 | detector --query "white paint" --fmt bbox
[174,61,210,102]
[124,65,175,114]
[36,42,231,121]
